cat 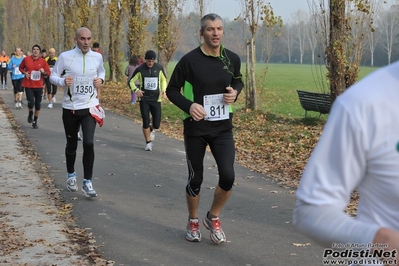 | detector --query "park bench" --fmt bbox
[297,90,332,117]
